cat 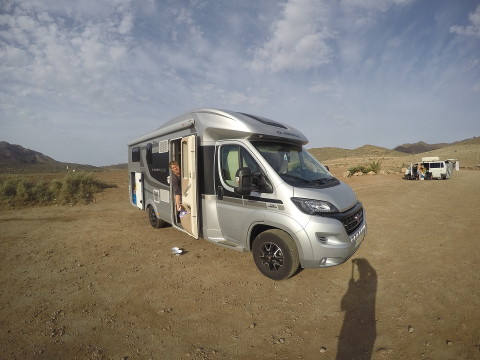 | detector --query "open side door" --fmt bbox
[131,172,144,209]
[180,135,199,239]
